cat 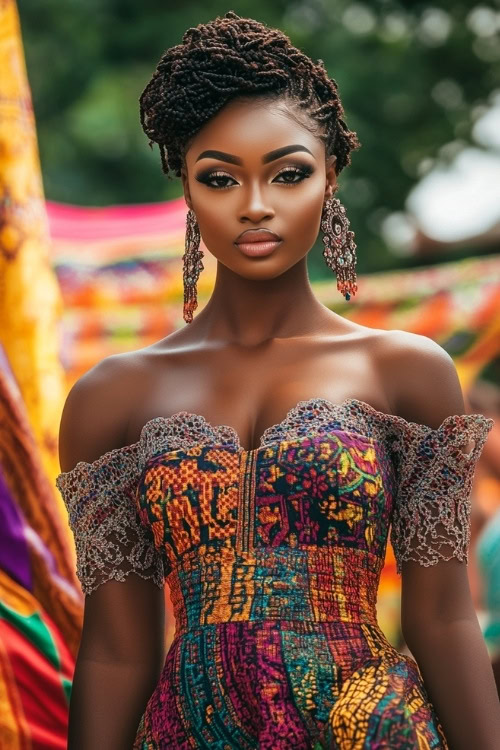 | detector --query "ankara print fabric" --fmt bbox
[55,398,494,749]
